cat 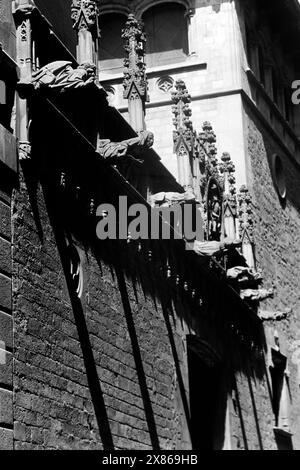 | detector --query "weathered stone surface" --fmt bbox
[0,274,11,311]
[0,389,12,425]
[0,350,12,387]
[0,238,11,275]
[0,127,17,173]
[0,312,12,349]
[0,201,11,240]
[0,427,13,450]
